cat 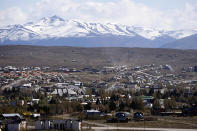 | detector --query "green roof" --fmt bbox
[141,96,154,100]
